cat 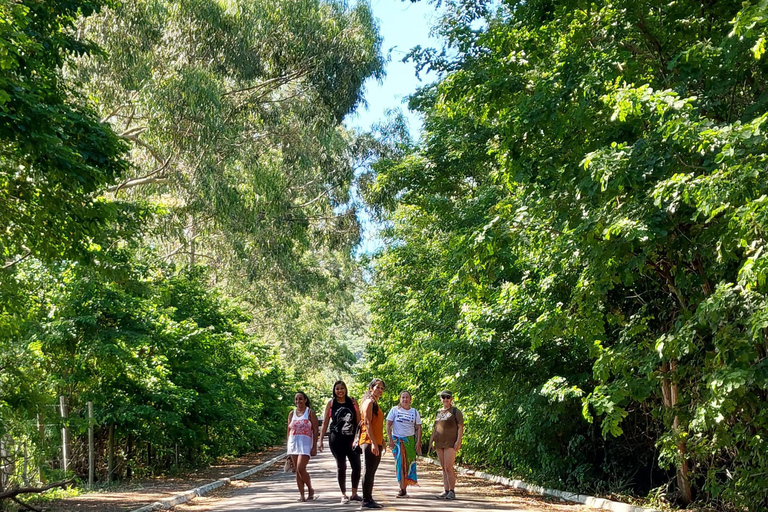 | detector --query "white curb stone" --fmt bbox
[418,456,659,512]
[129,452,286,512]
